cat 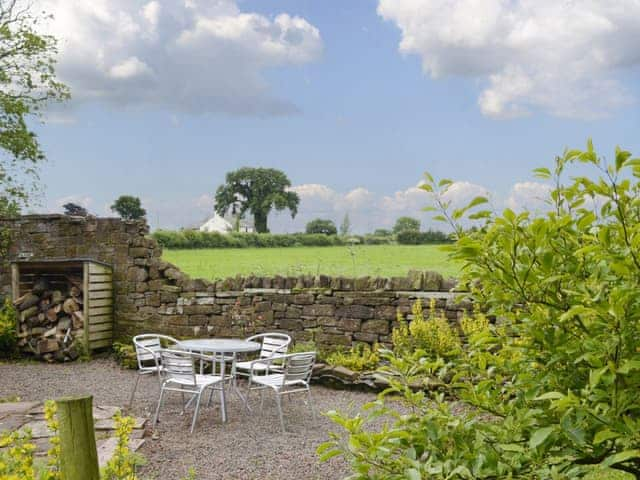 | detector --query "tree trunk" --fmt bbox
[254,210,269,233]
[56,395,100,480]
